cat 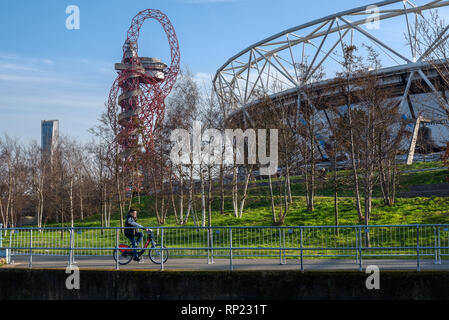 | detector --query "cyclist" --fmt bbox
[124,208,151,262]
